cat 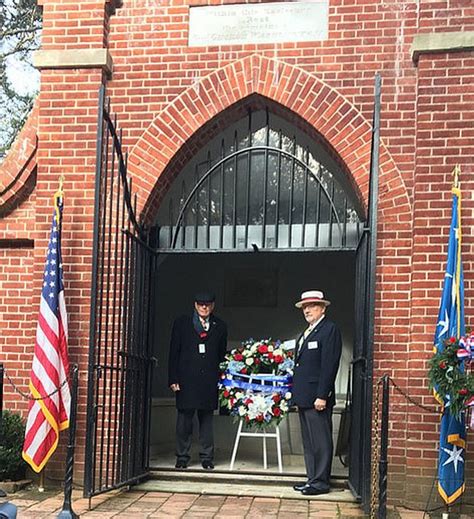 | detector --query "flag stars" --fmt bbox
[442,444,464,473]
[437,310,449,338]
